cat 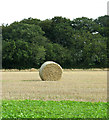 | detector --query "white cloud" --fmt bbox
[0,0,108,25]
